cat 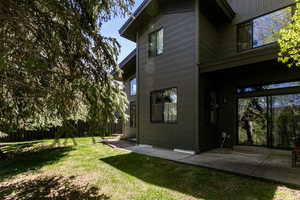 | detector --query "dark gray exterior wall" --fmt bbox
[198,0,299,149]
[136,0,198,151]
[123,76,137,138]
[210,62,300,147]
[218,0,294,58]
[121,0,299,152]
[199,0,294,72]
